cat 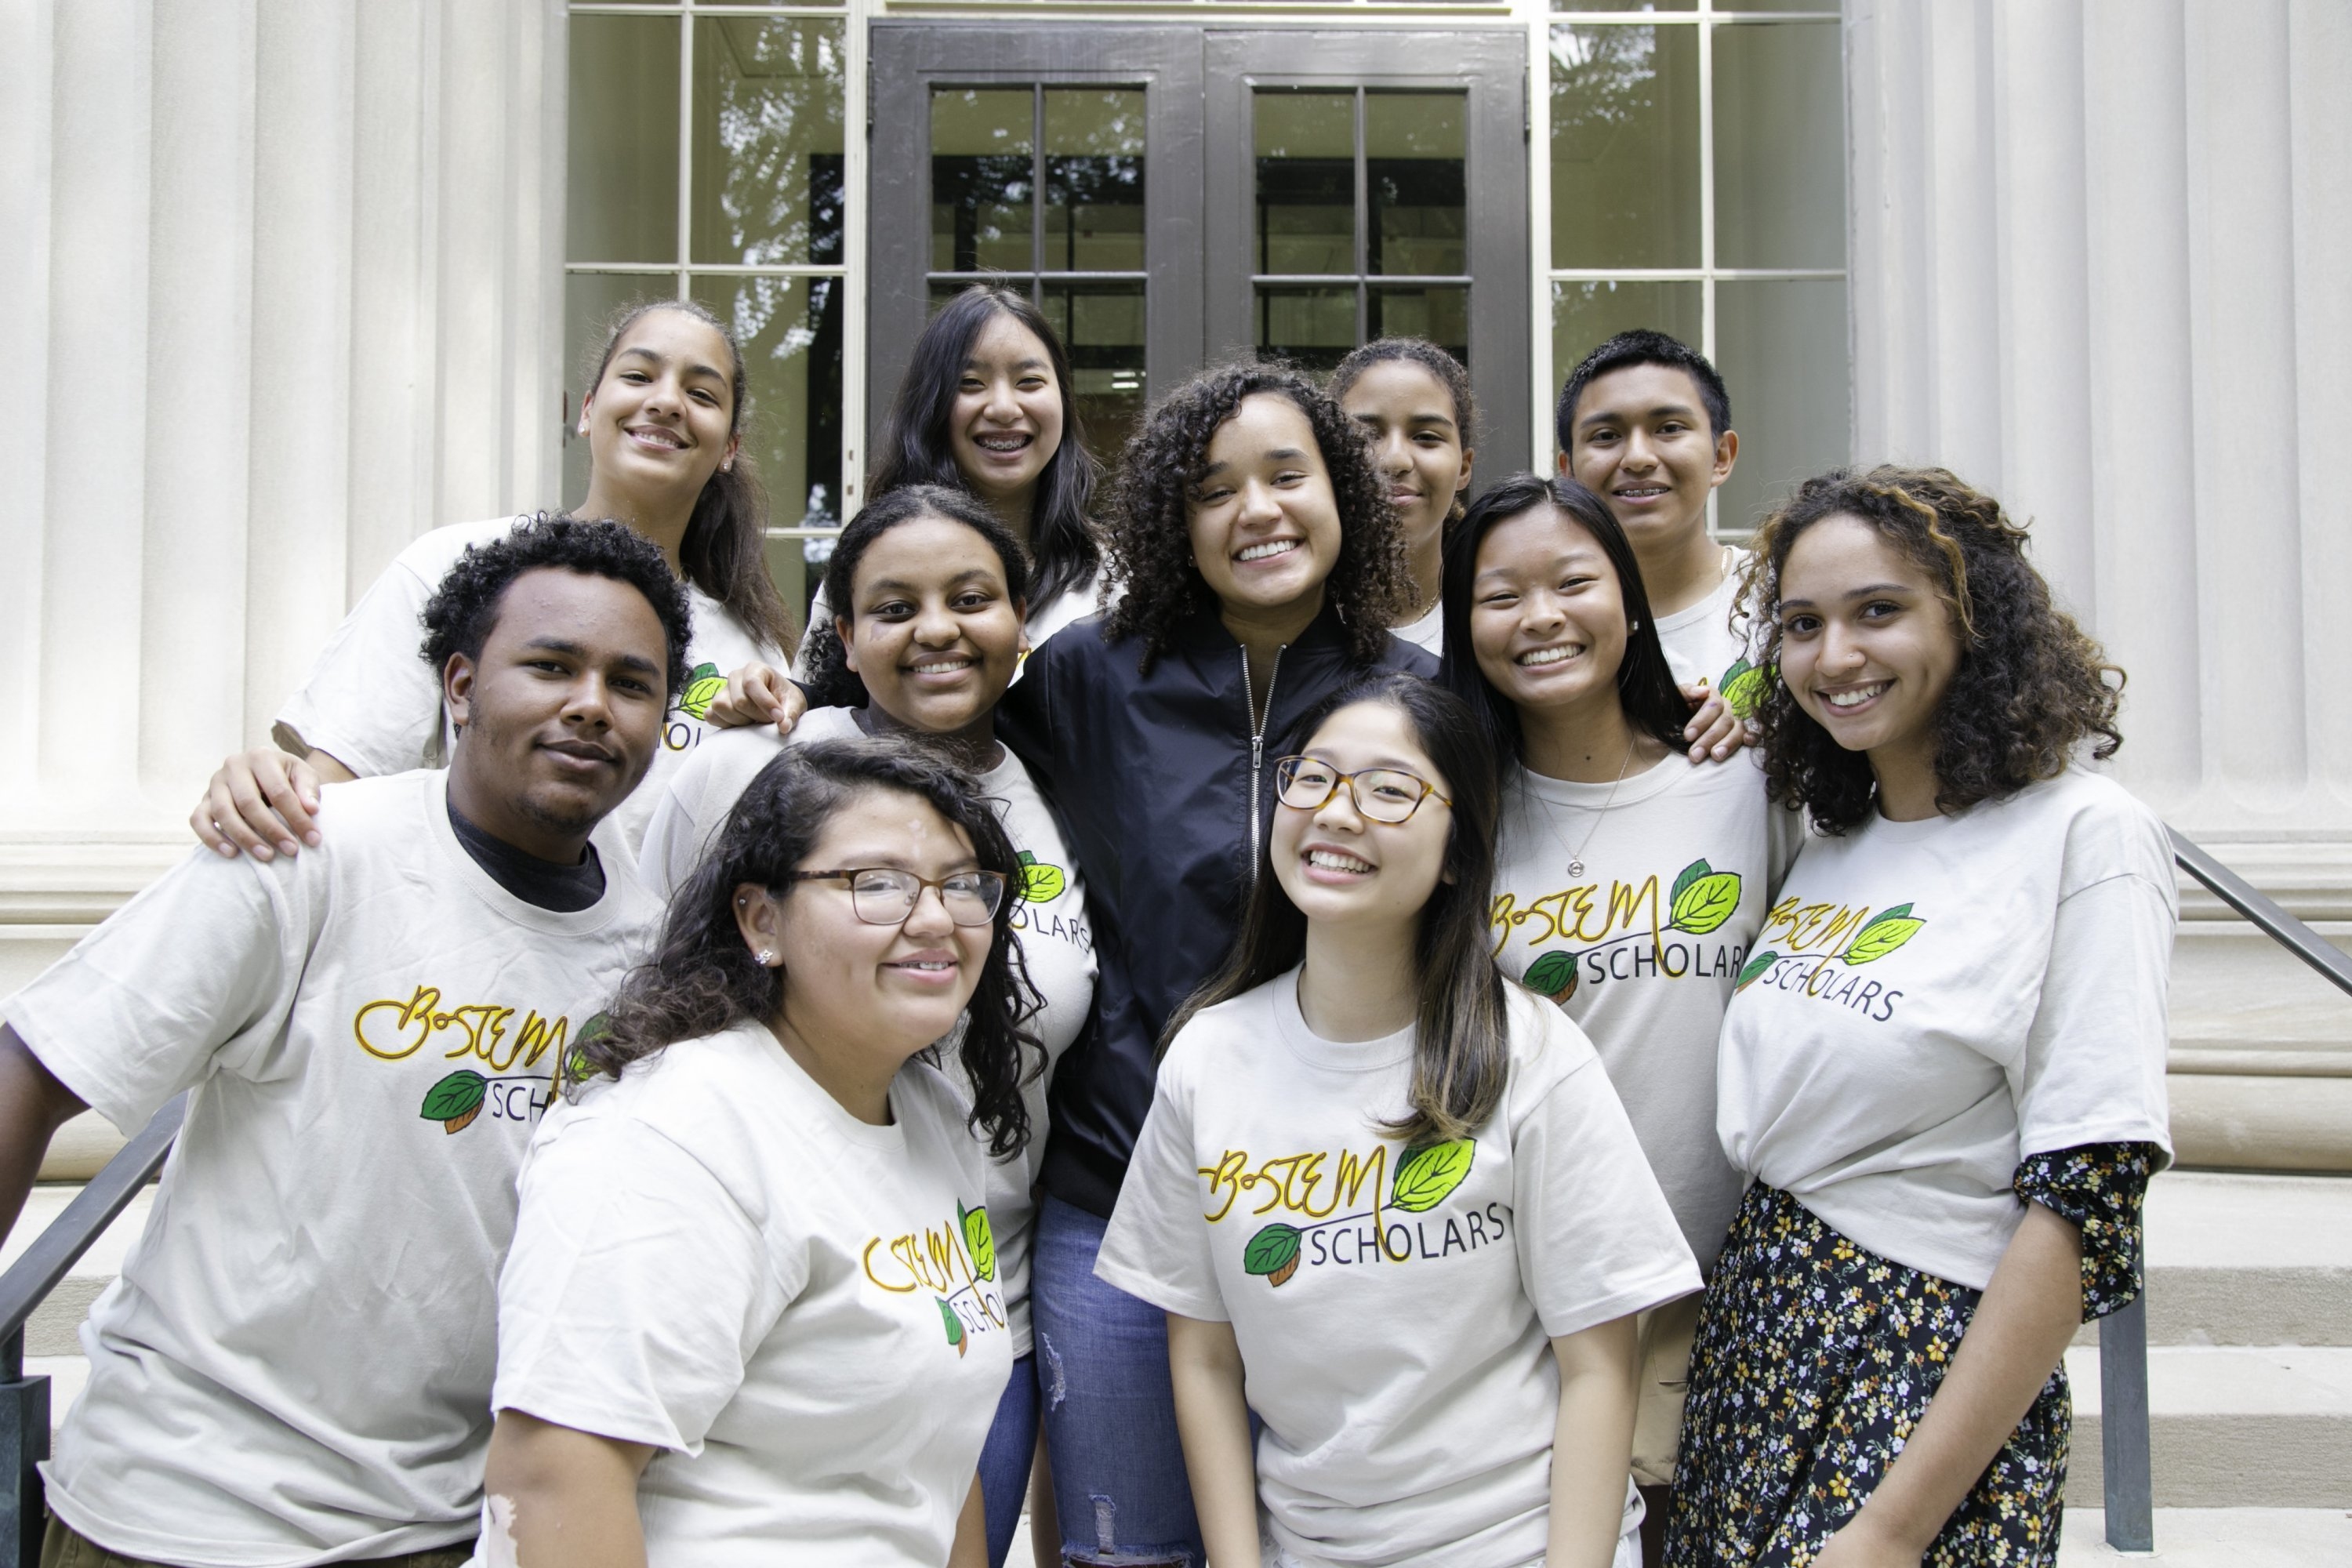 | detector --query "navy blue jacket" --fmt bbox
[998,605,1437,1218]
